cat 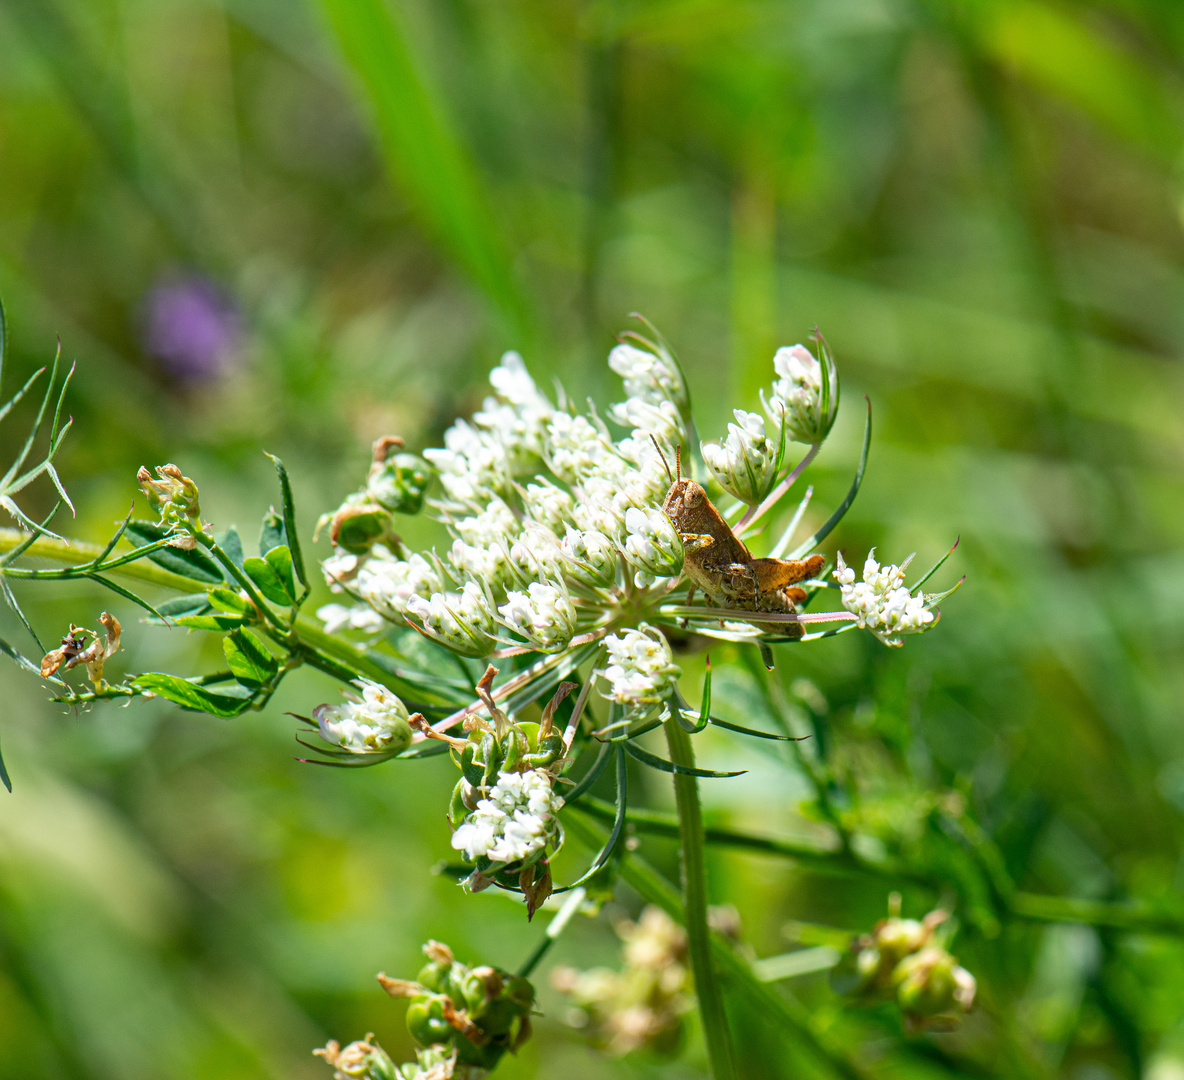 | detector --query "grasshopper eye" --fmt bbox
[684,484,704,508]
